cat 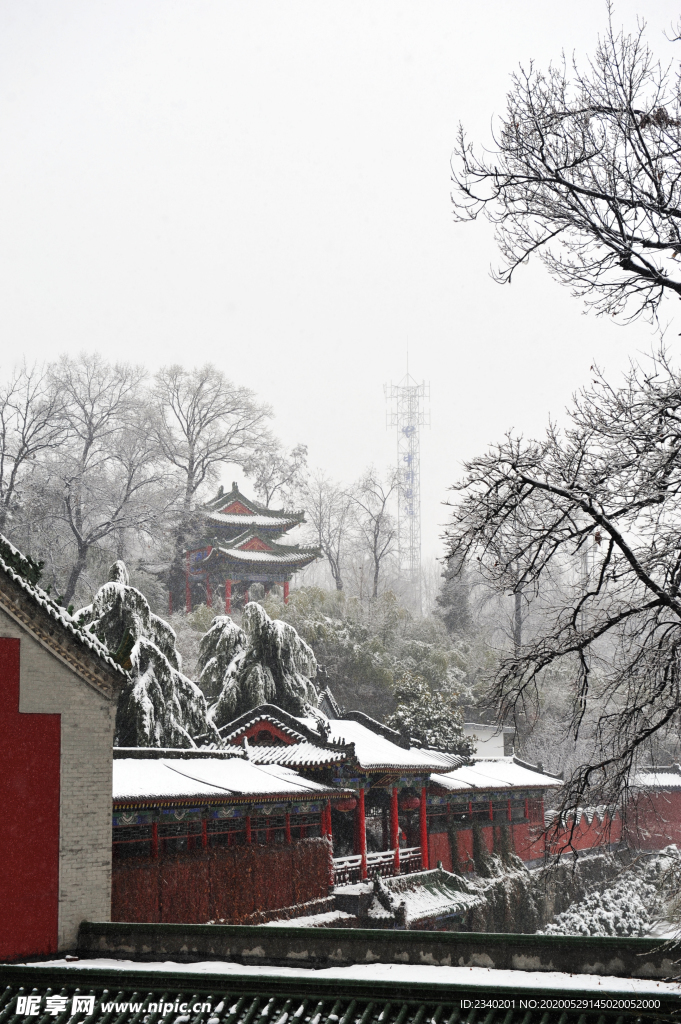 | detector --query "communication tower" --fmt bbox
[385,372,430,613]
